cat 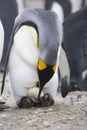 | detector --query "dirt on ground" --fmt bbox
[0,74,87,130]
